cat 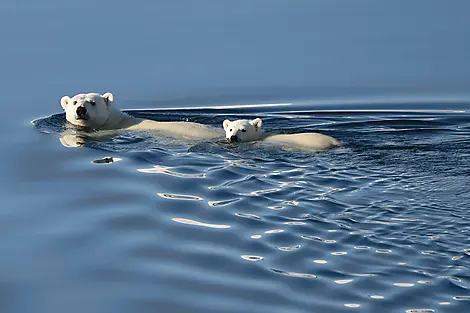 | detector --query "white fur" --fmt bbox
[60,92,223,140]
[223,118,263,142]
[222,118,340,150]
